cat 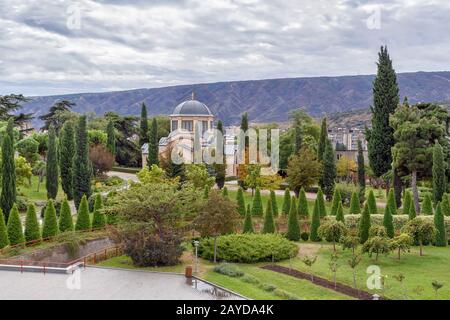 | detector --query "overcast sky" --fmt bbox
[1,0,449,96]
